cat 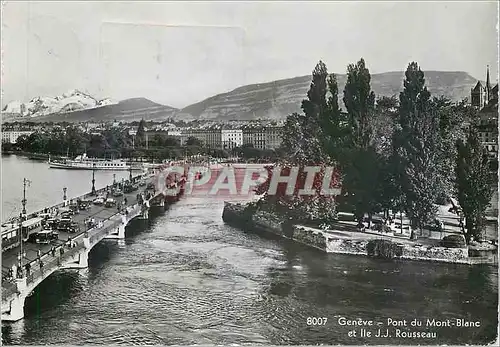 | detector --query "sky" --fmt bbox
[1,1,498,109]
